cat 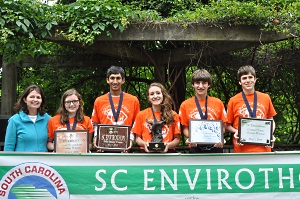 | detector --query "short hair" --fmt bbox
[106,66,125,79]
[191,69,212,85]
[237,65,256,81]
[14,84,47,115]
